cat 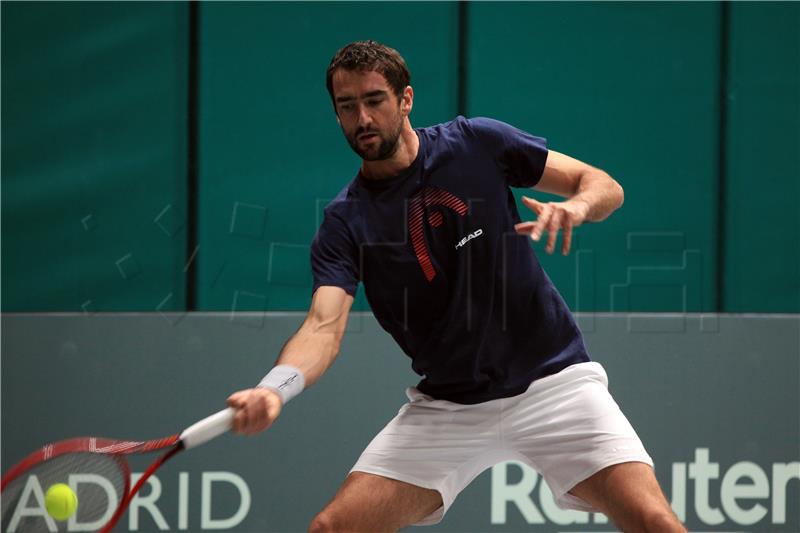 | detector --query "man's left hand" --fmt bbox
[514,196,590,255]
